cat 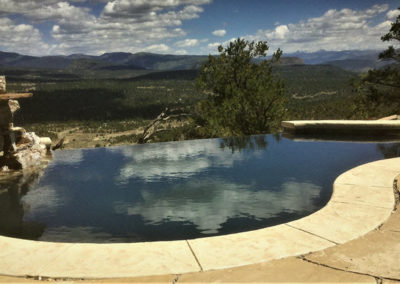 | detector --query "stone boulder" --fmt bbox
[0,131,49,170]
[0,100,19,128]
[0,76,5,94]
